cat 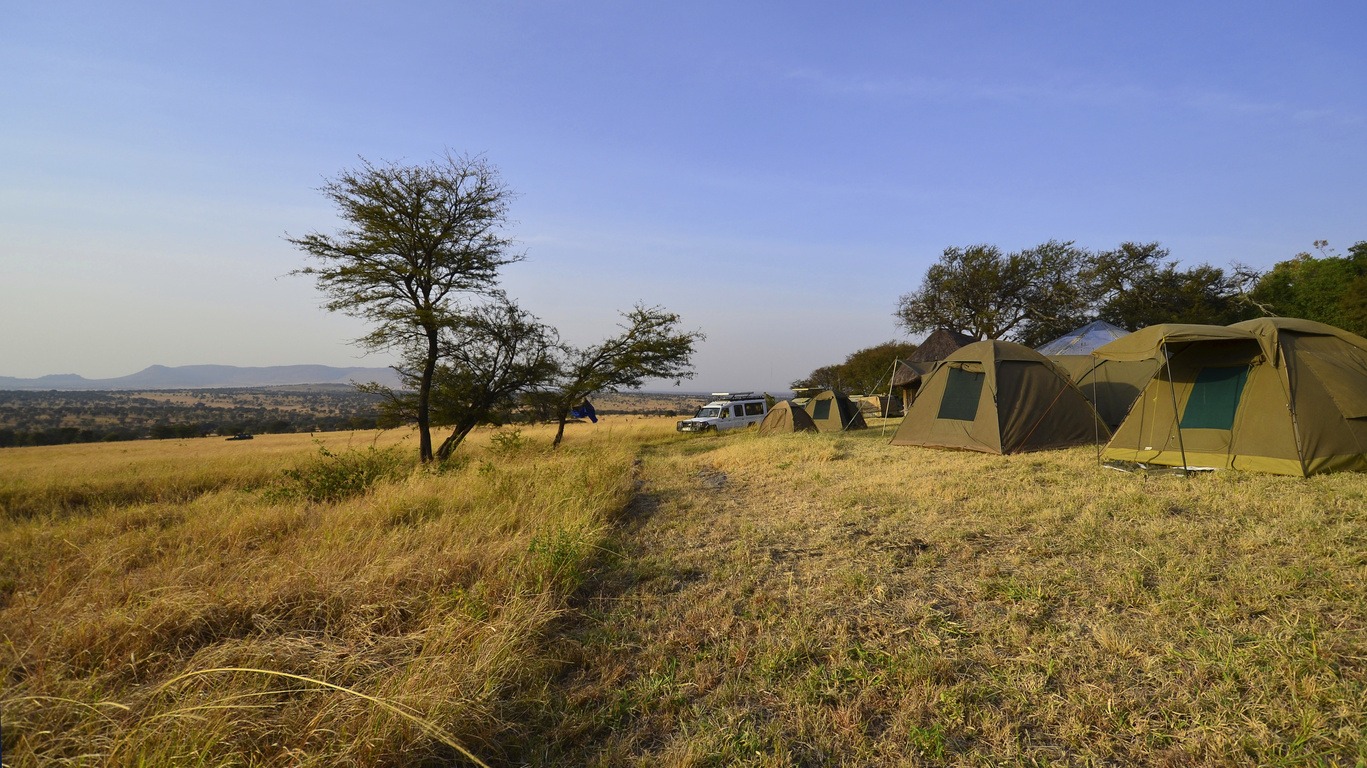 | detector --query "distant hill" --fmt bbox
[0,365,402,391]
